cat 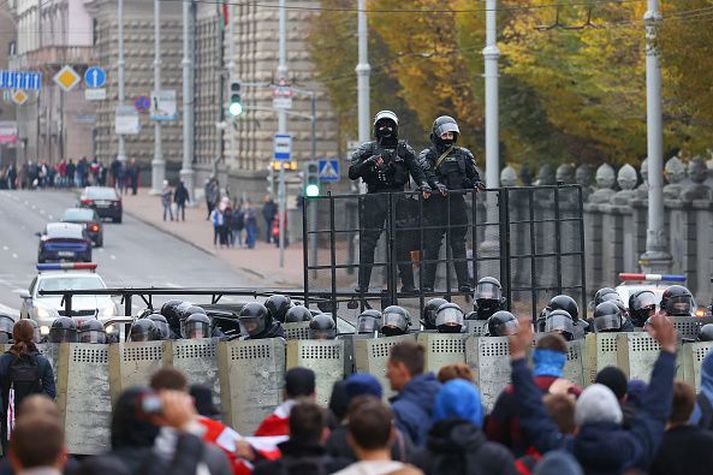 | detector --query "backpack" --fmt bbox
[7,353,43,406]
